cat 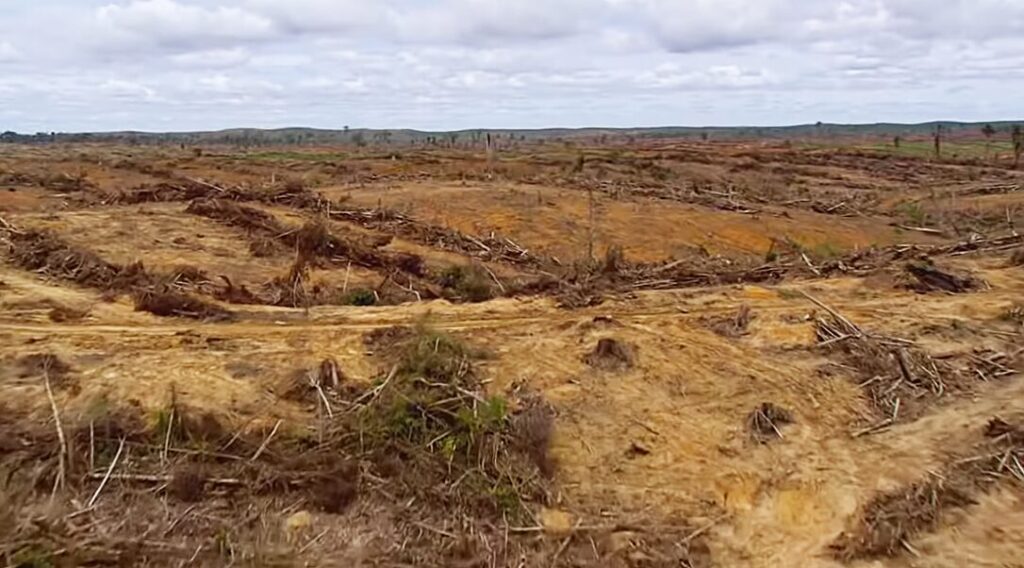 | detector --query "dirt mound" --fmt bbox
[584,338,636,371]
[277,358,349,402]
[363,326,417,356]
